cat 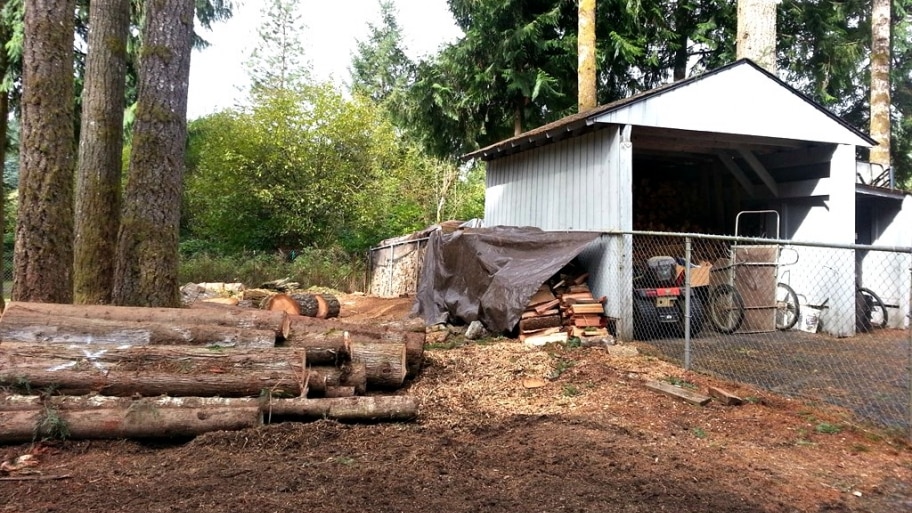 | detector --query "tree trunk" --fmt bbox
[281,328,352,364]
[869,0,891,168]
[3,301,290,338]
[0,308,277,348]
[0,2,8,311]
[73,0,130,305]
[577,0,596,111]
[736,0,777,73]
[0,395,418,441]
[112,0,194,307]
[14,0,77,303]
[350,340,407,389]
